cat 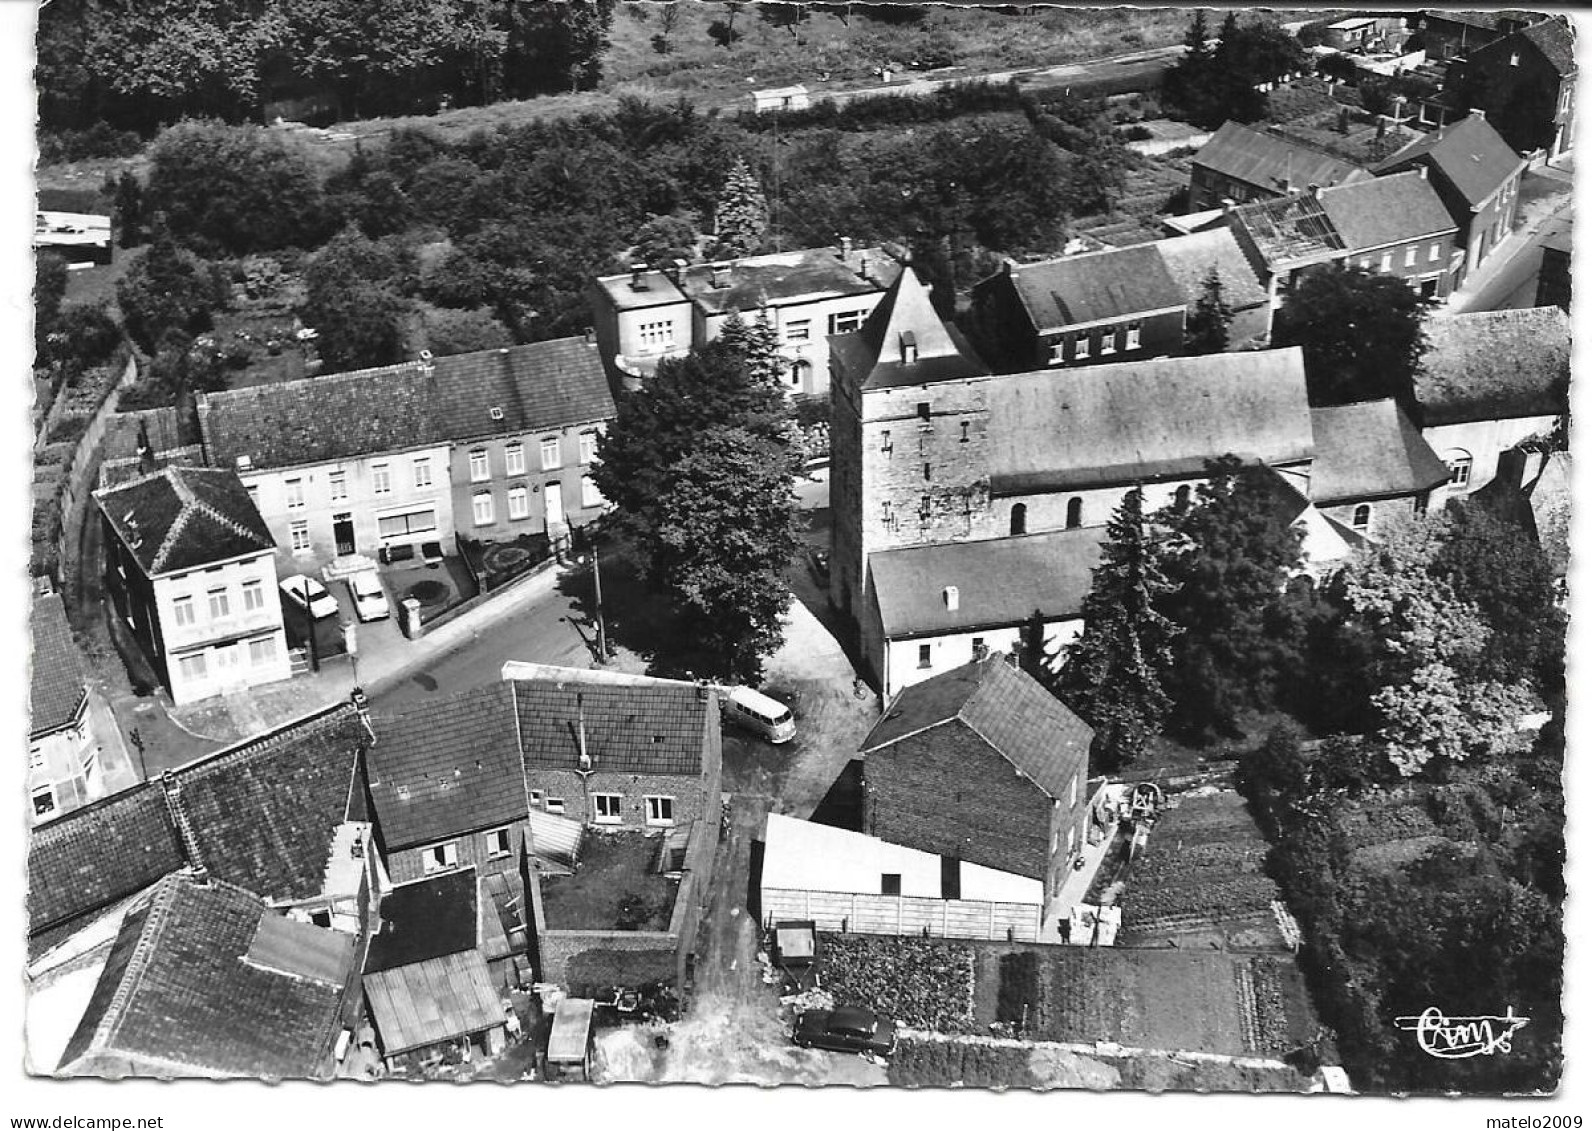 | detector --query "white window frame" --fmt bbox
[32,787,56,819]
[507,485,530,520]
[579,431,599,465]
[529,789,544,807]
[1429,242,1442,263]
[505,443,526,476]
[1049,339,1067,365]
[1069,773,1078,808]
[422,841,459,874]
[472,493,495,527]
[469,450,490,483]
[290,520,311,553]
[1074,332,1091,360]
[544,796,565,815]
[1126,321,1142,349]
[645,796,675,827]
[1447,454,1473,488]
[638,320,674,351]
[373,464,394,495]
[828,309,866,335]
[1405,246,1418,267]
[172,595,196,627]
[178,653,208,682]
[593,793,623,824]
[785,318,812,342]
[1352,503,1373,530]
[285,478,305,510]
[486,827,513,859]
[1099,326,1117,356]
[413,458,432,489]
[539,437,561,471]
[242,579,264,611]
[207,588,230,620]
[328,470,347,501]
[917,643,933,669]
[1380,251,1393,273]
[248,636,276,666]
[582,475,603,509]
